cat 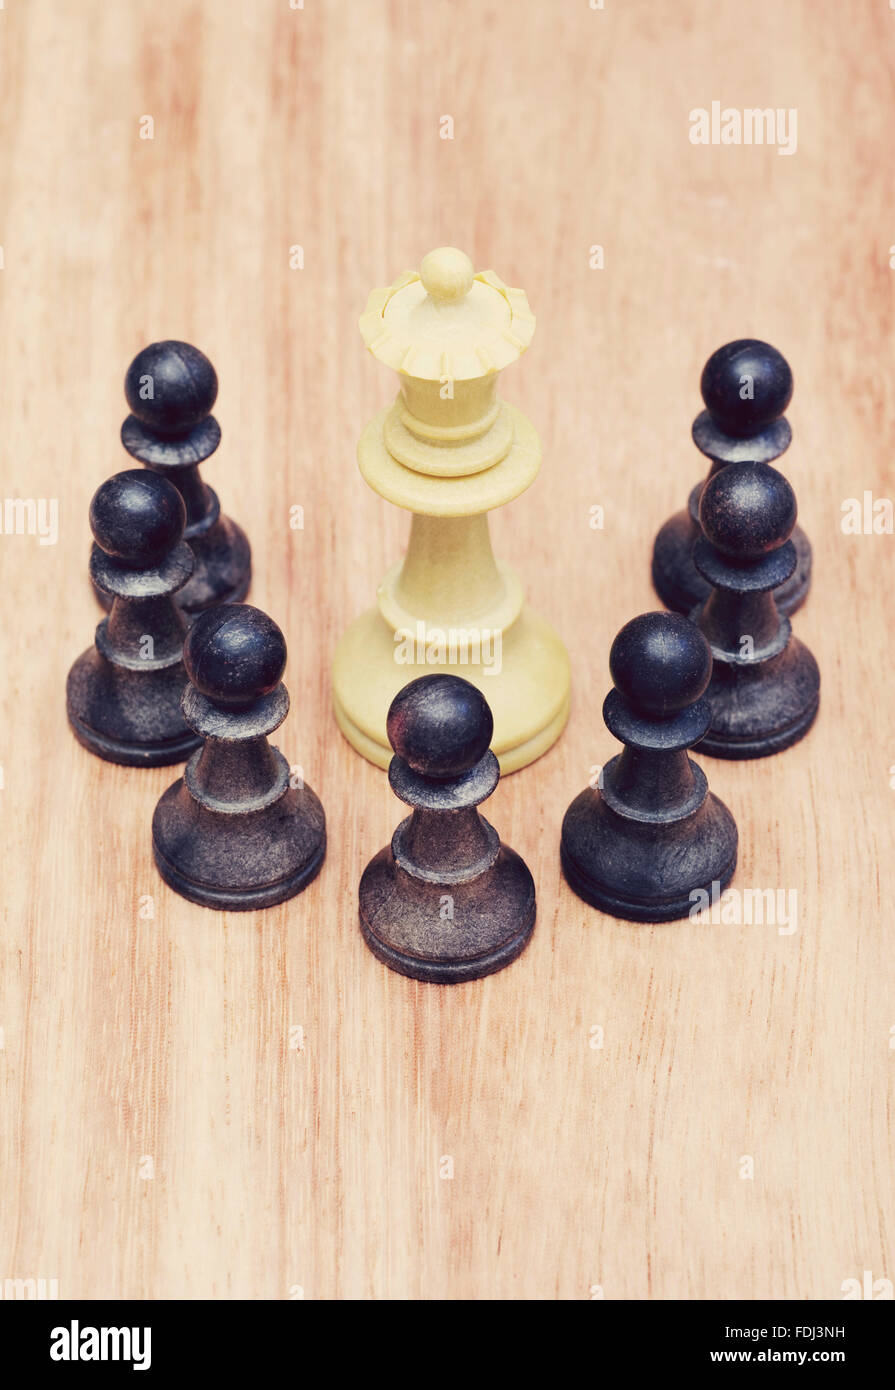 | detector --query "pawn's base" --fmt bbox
[561,787,738,923]
[359,843,536,983]
[694,635,820,760]
[153,837,325,910]
[177,513,252,614]
[333,604,570,775]
[68,709,200,768]
[152,775,326,911]
[66,648,199,767]
[697,702,819,759]
[652,501,812,617]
